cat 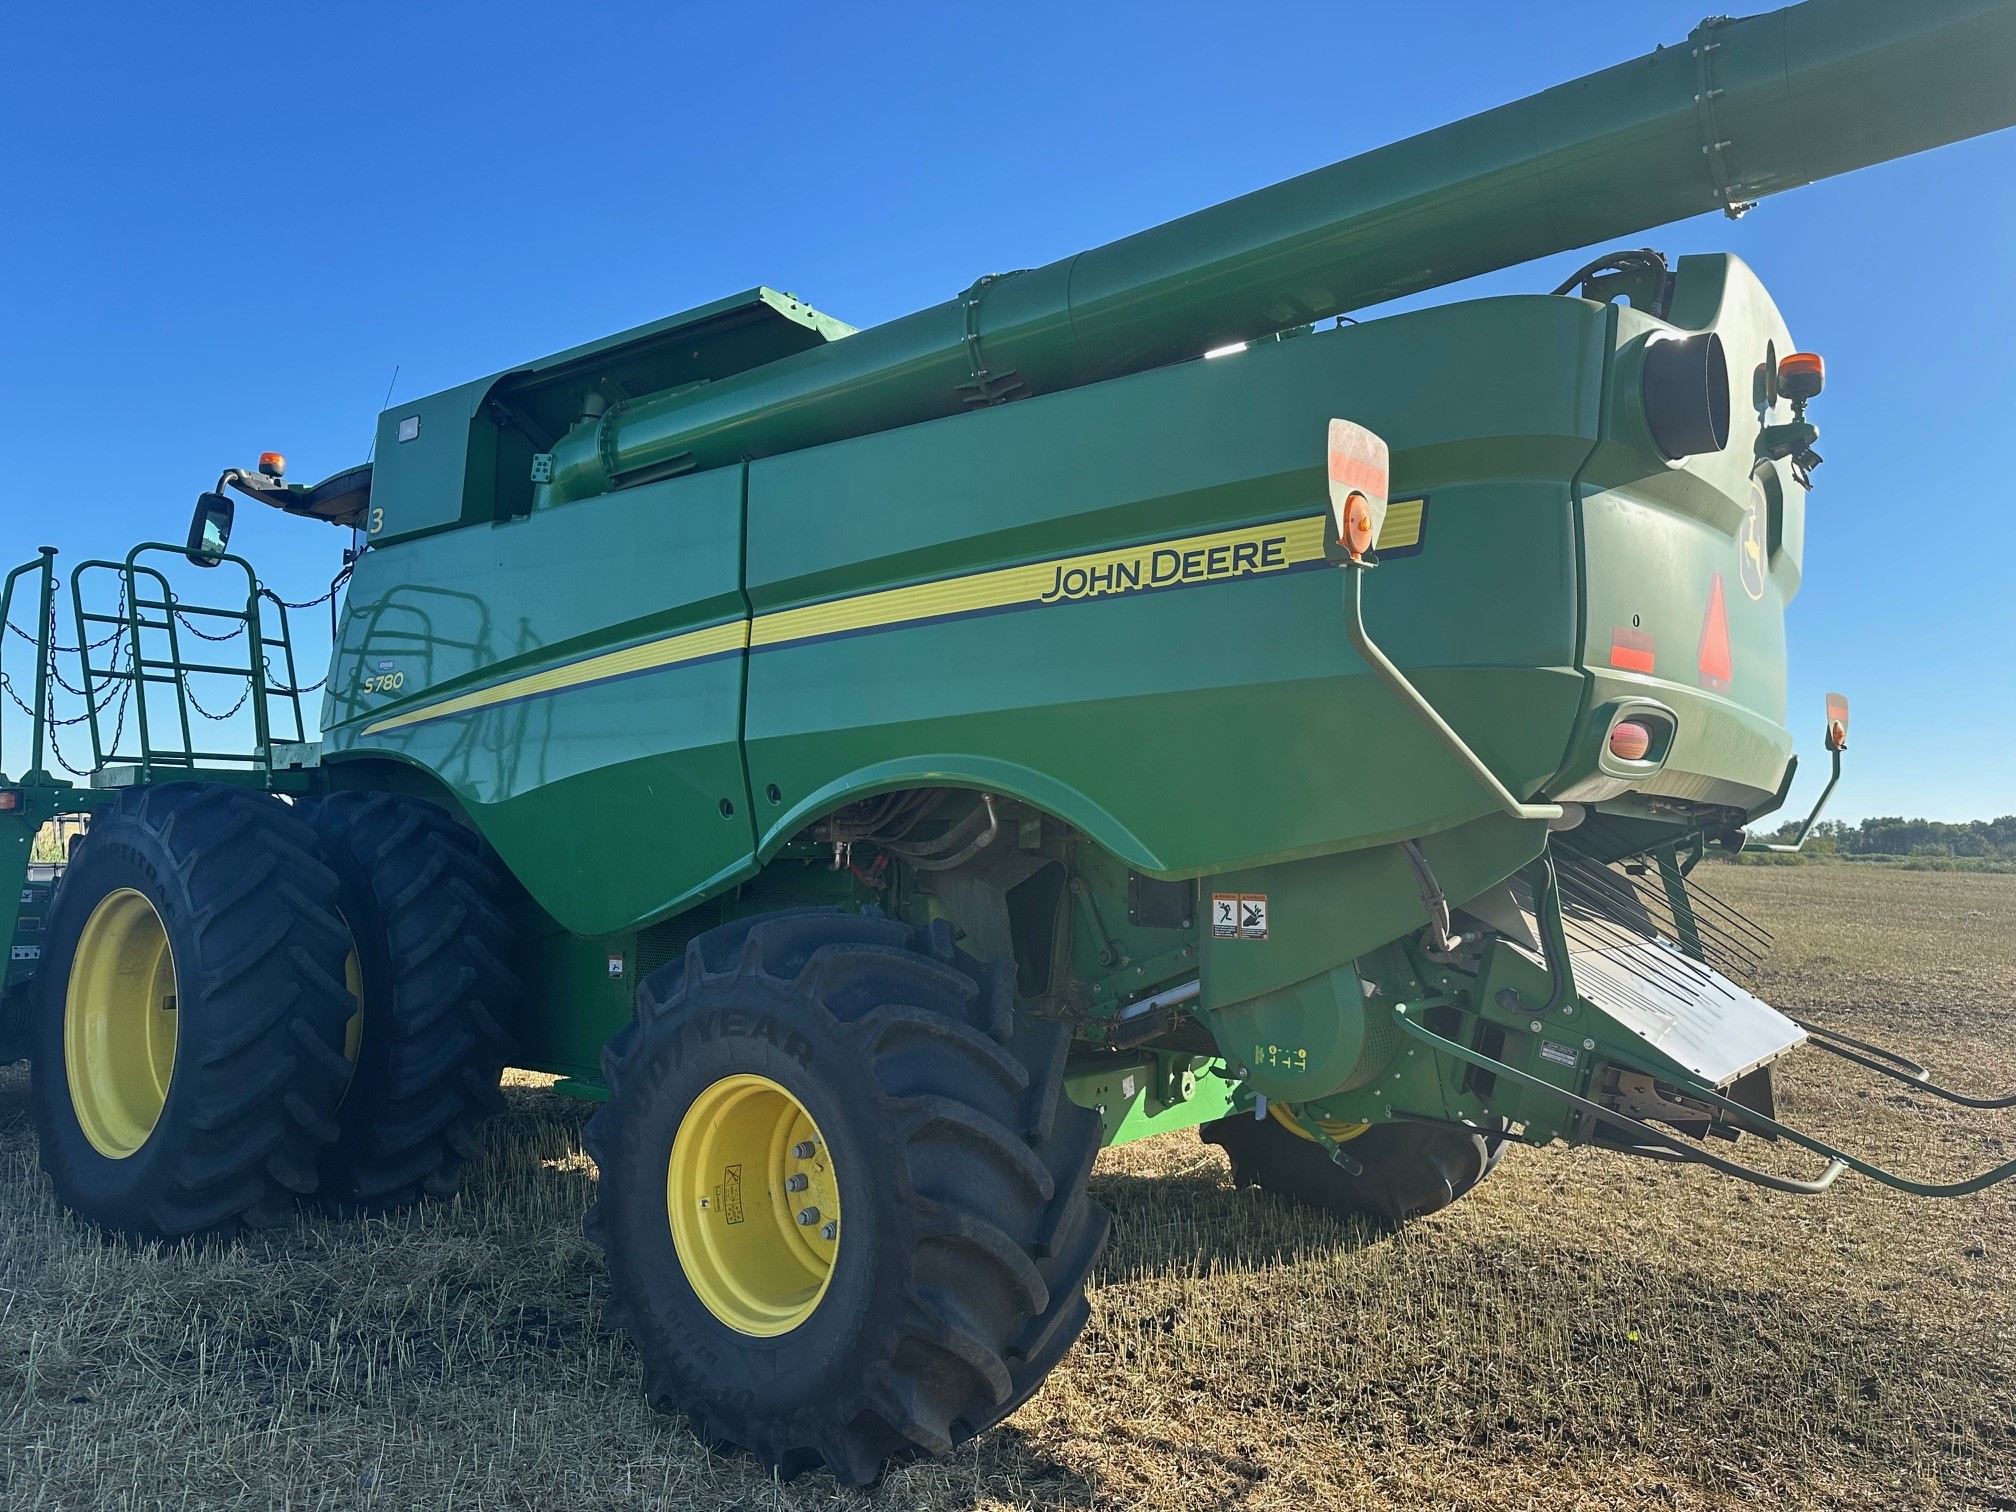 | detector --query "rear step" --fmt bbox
[1447,842,2016,1199]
